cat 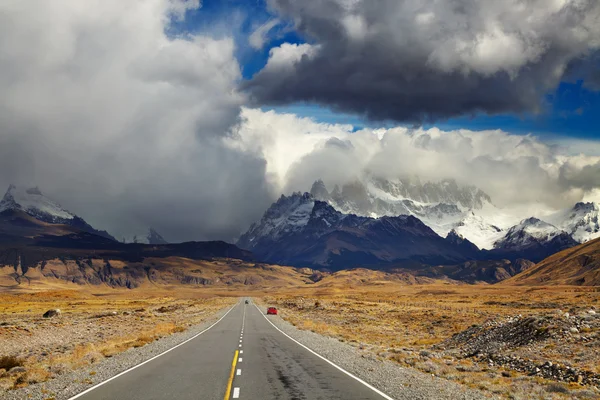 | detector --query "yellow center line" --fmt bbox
[223,349,239,400]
